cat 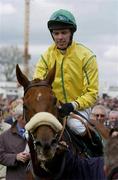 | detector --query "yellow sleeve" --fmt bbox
[76,55,99,110]
[33,53,49,80]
